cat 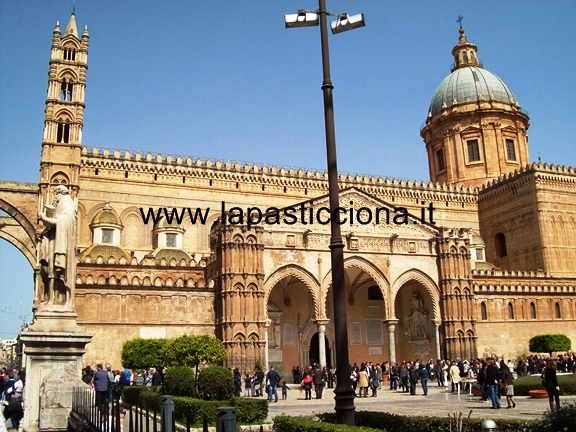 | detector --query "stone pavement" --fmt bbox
[265,383,576,425]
